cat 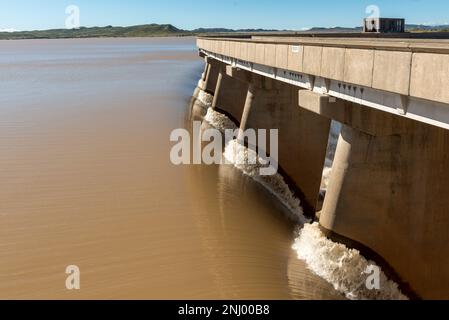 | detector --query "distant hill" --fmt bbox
[0,24,288,40]
[0,23,448,40]
[406,24,449,32]
[306,26,363,33]
[307,24,449,33]
[0,24,189,40]
[192,28,281,33]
